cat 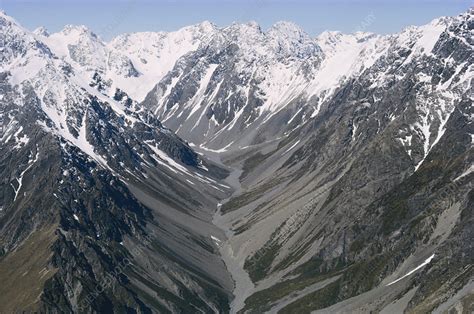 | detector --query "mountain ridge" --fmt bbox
[0,7,473,313]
